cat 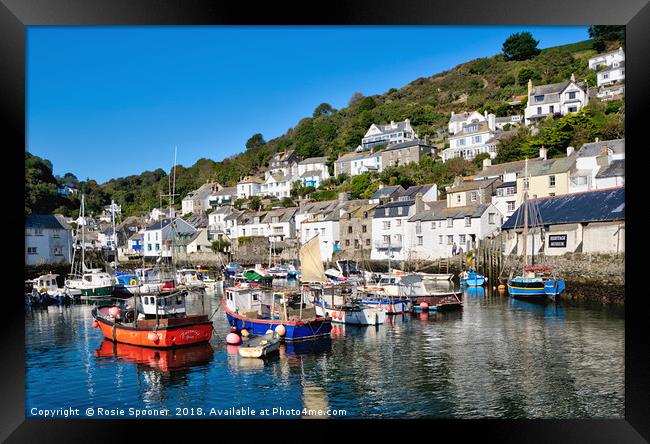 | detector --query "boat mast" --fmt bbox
[522,158,529,270]
[111,199,117,271]
[81,194,85,273]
